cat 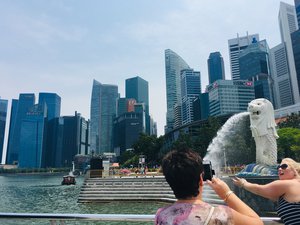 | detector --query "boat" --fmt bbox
[62,161,76,185]
[61,173,76,185]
